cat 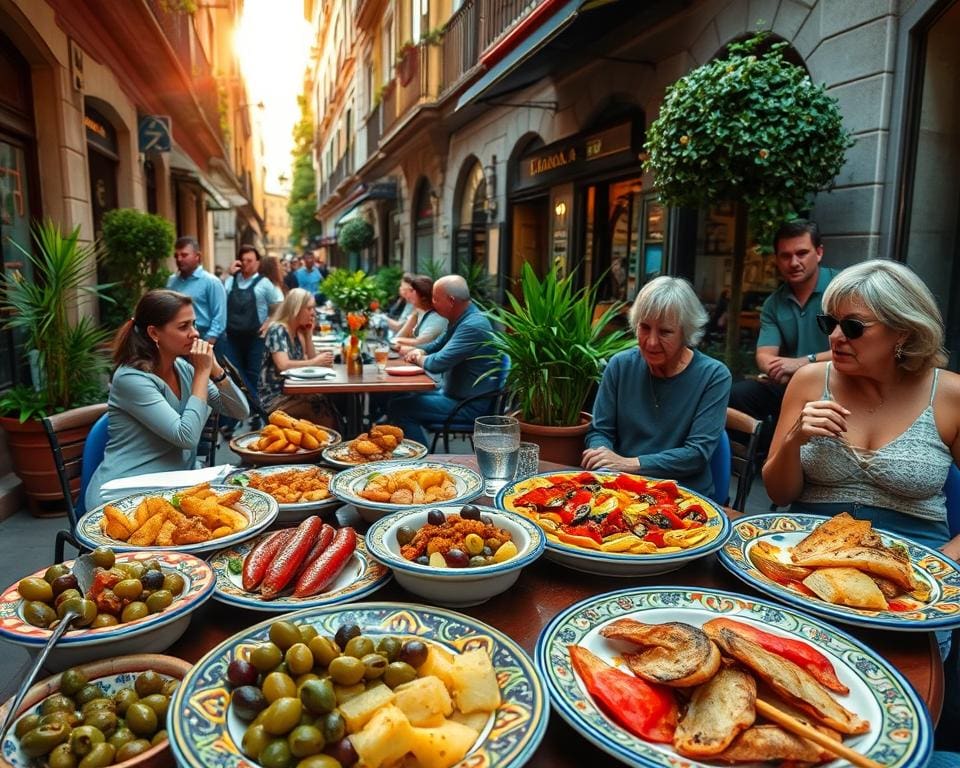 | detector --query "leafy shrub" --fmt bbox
[337,219,375,254]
